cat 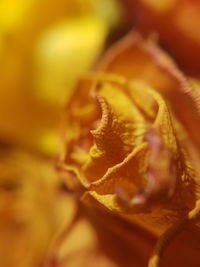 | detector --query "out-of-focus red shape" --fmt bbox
[122,0,200,75]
